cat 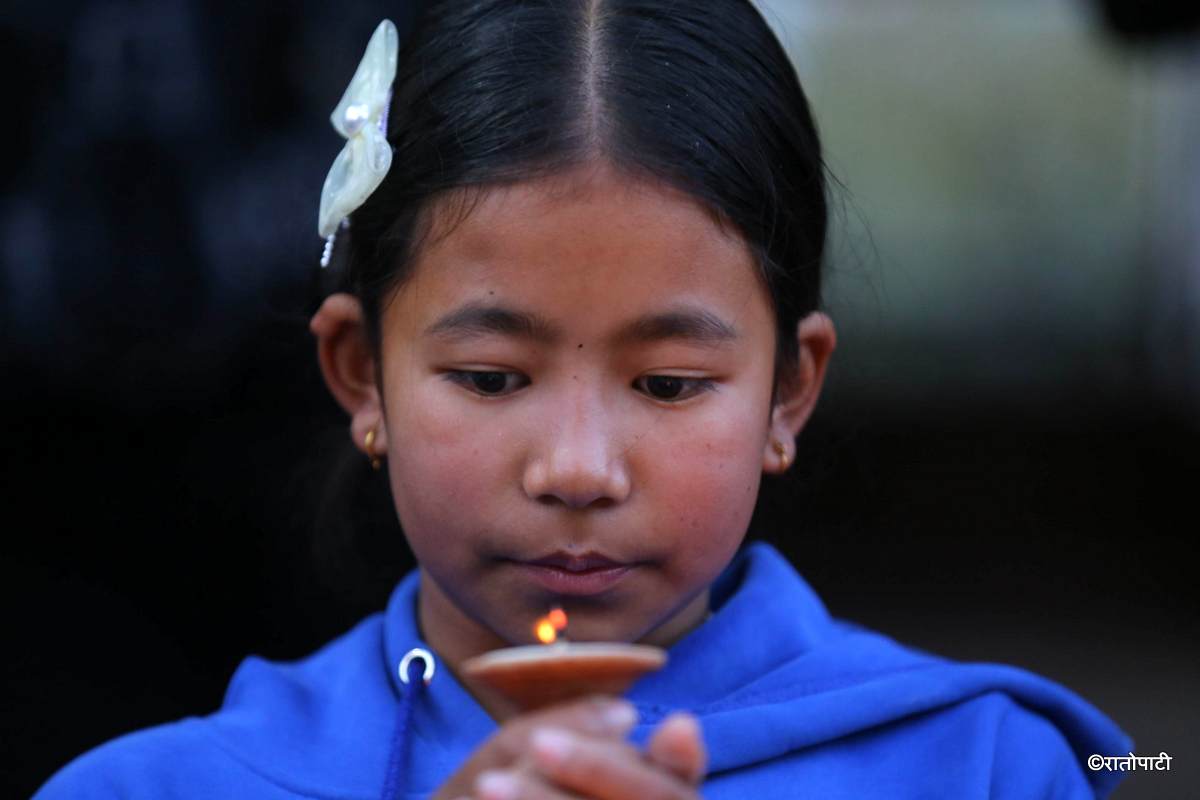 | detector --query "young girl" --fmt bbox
[36,1,1133,798]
